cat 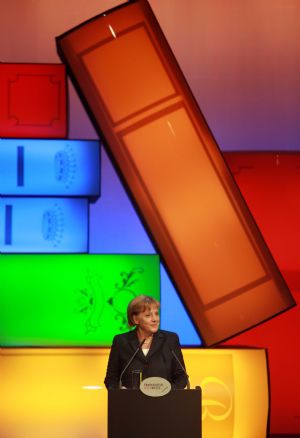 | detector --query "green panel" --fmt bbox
[0,254,160,347]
